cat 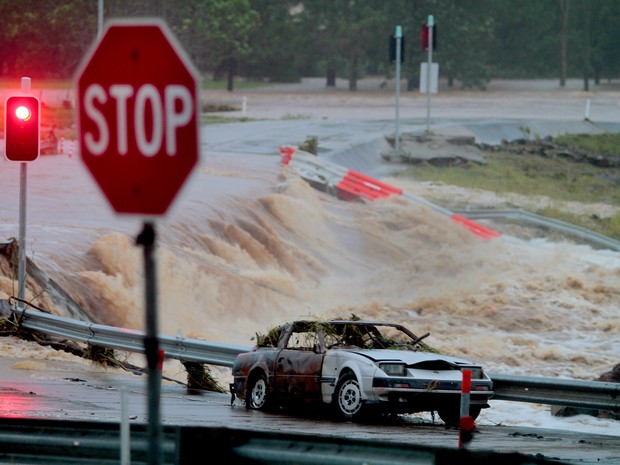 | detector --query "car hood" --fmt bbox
[345,349,477,366]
